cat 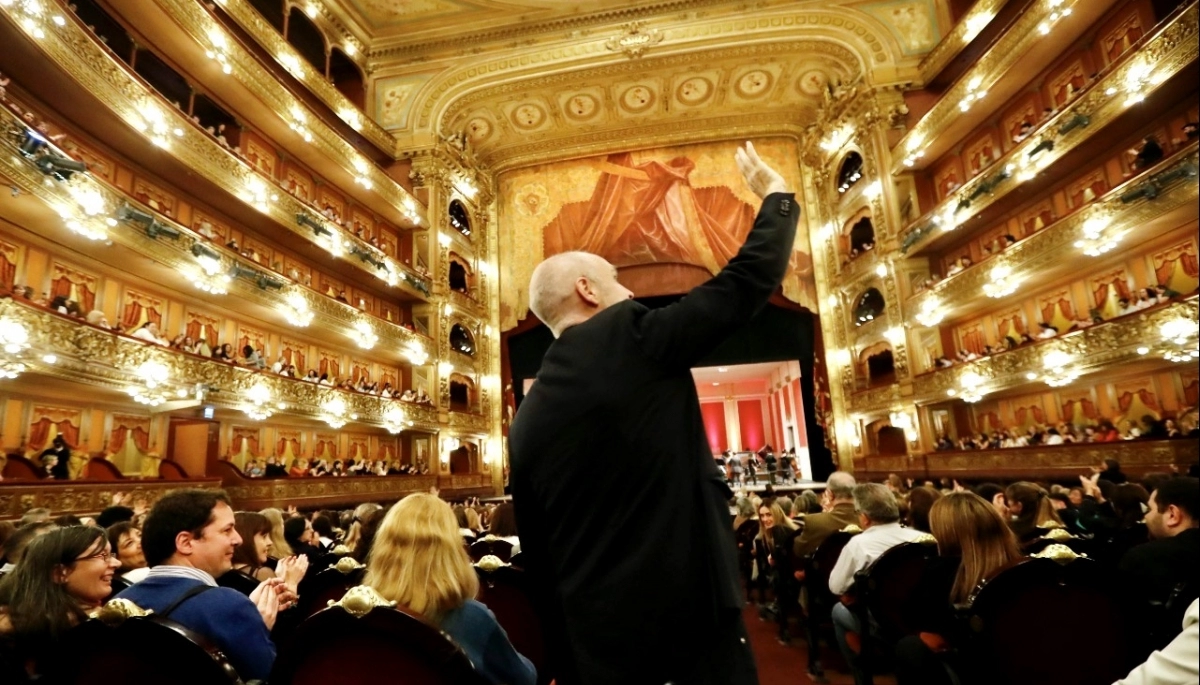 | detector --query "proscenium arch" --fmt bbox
[417,7,910,145]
